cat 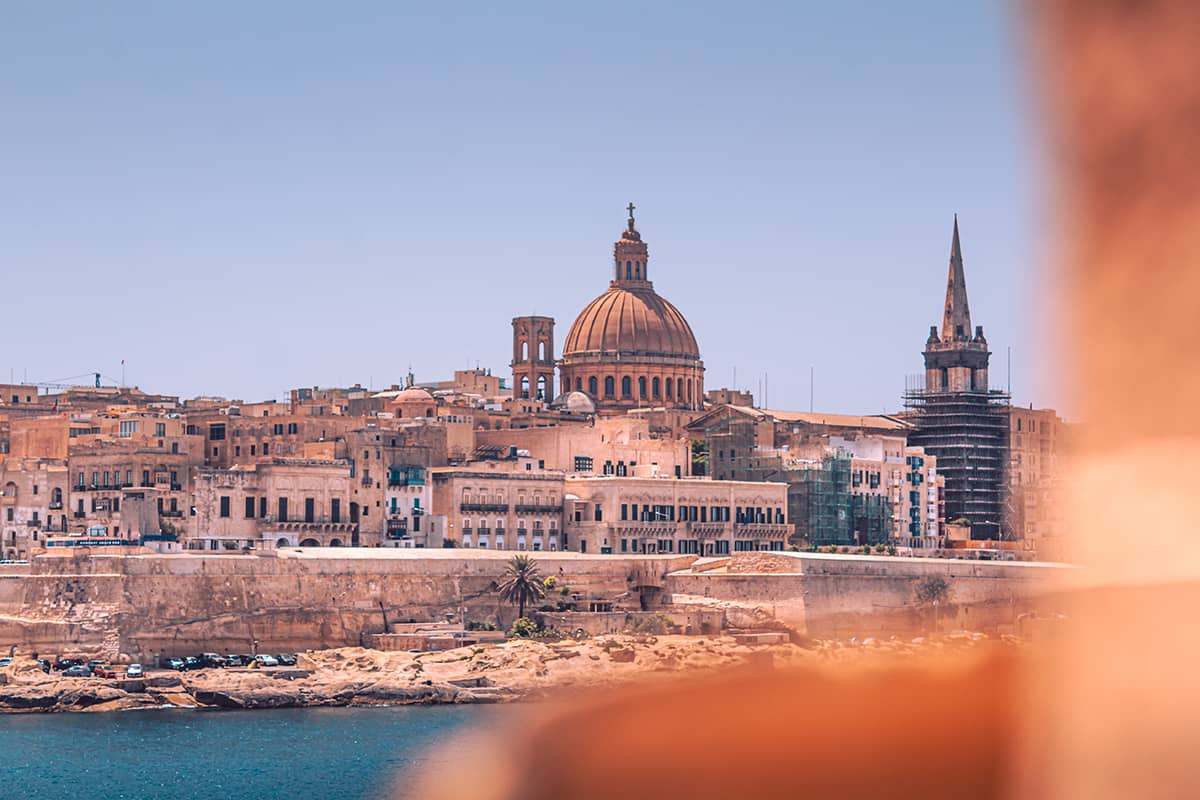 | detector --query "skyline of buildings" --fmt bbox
[0,209,1066,561]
